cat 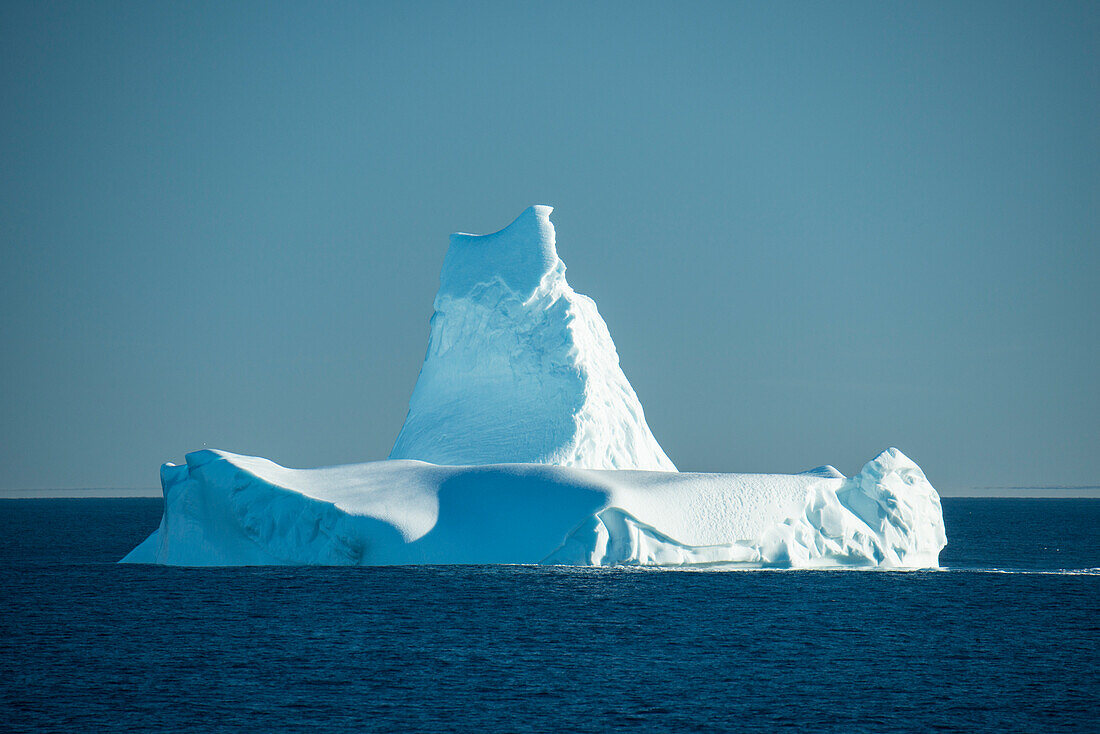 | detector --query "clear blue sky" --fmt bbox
[1,1,1097,495]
